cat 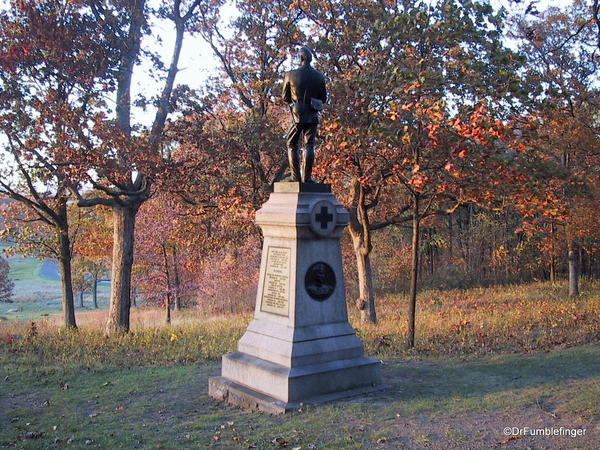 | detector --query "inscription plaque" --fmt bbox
[260,246,291,316]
